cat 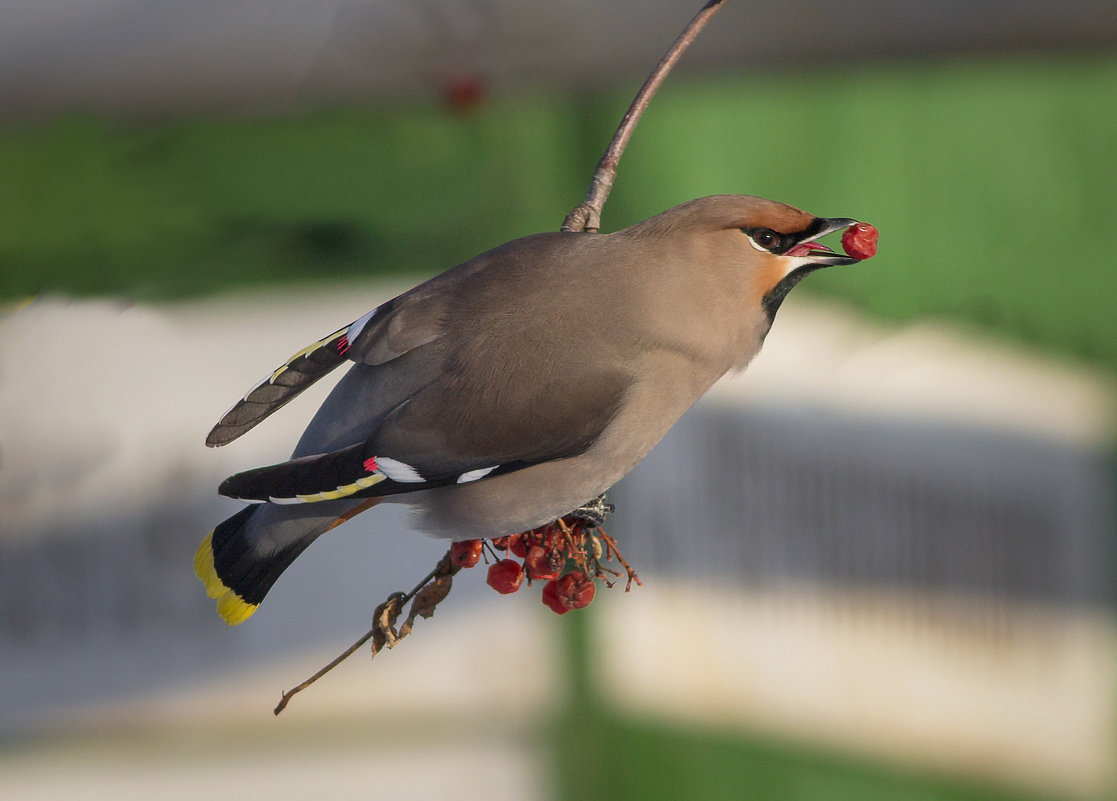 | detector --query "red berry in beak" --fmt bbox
[841,222,878,260]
